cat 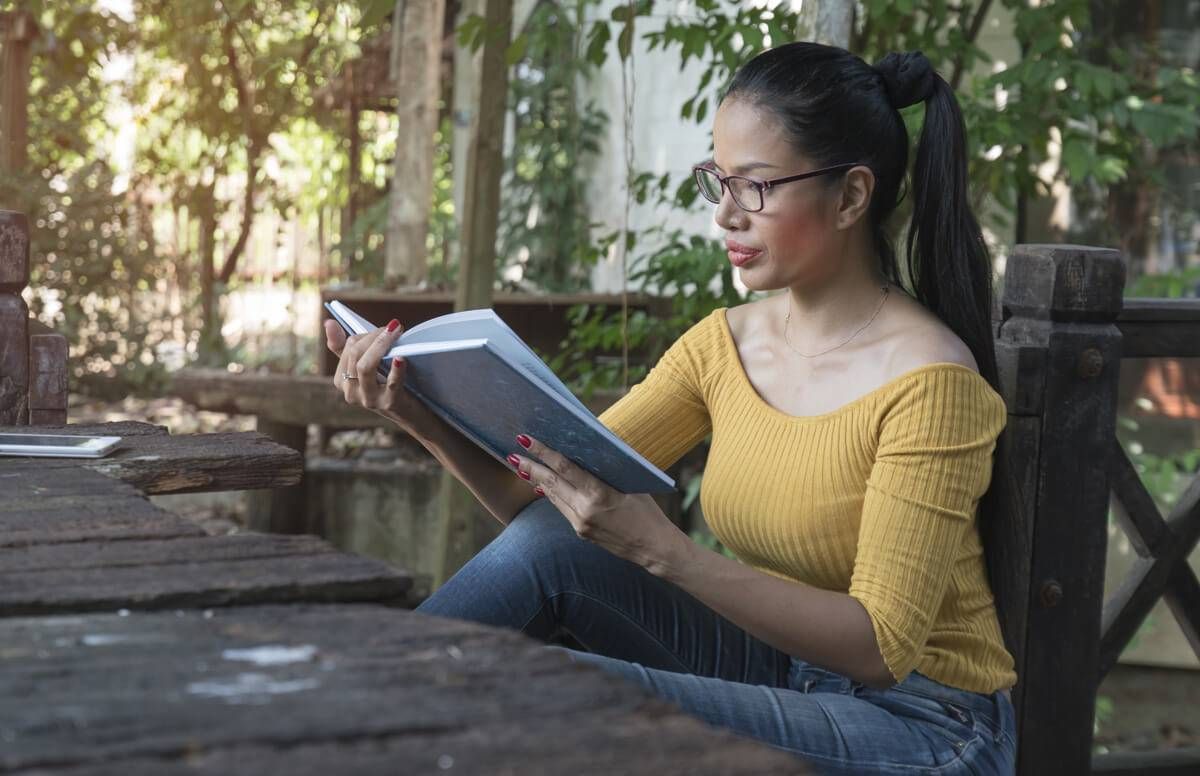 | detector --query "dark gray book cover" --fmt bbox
[325,301,676,494]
